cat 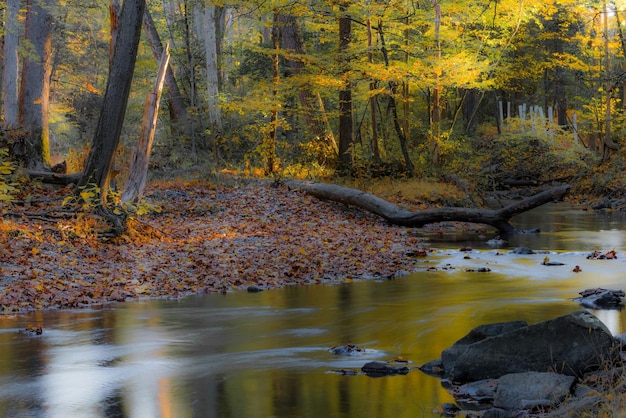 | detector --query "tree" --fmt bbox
[143,6,192,139]
[277,12,337,164]
[2,0,19,129]
[19,0,55,170]
[78,0,146,204]
[337,1,353,174]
